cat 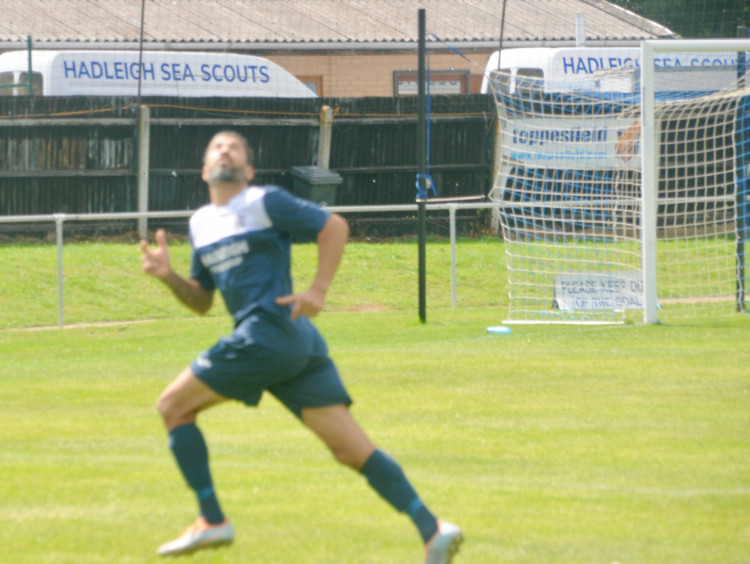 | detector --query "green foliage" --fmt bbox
[608,0,749,38]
